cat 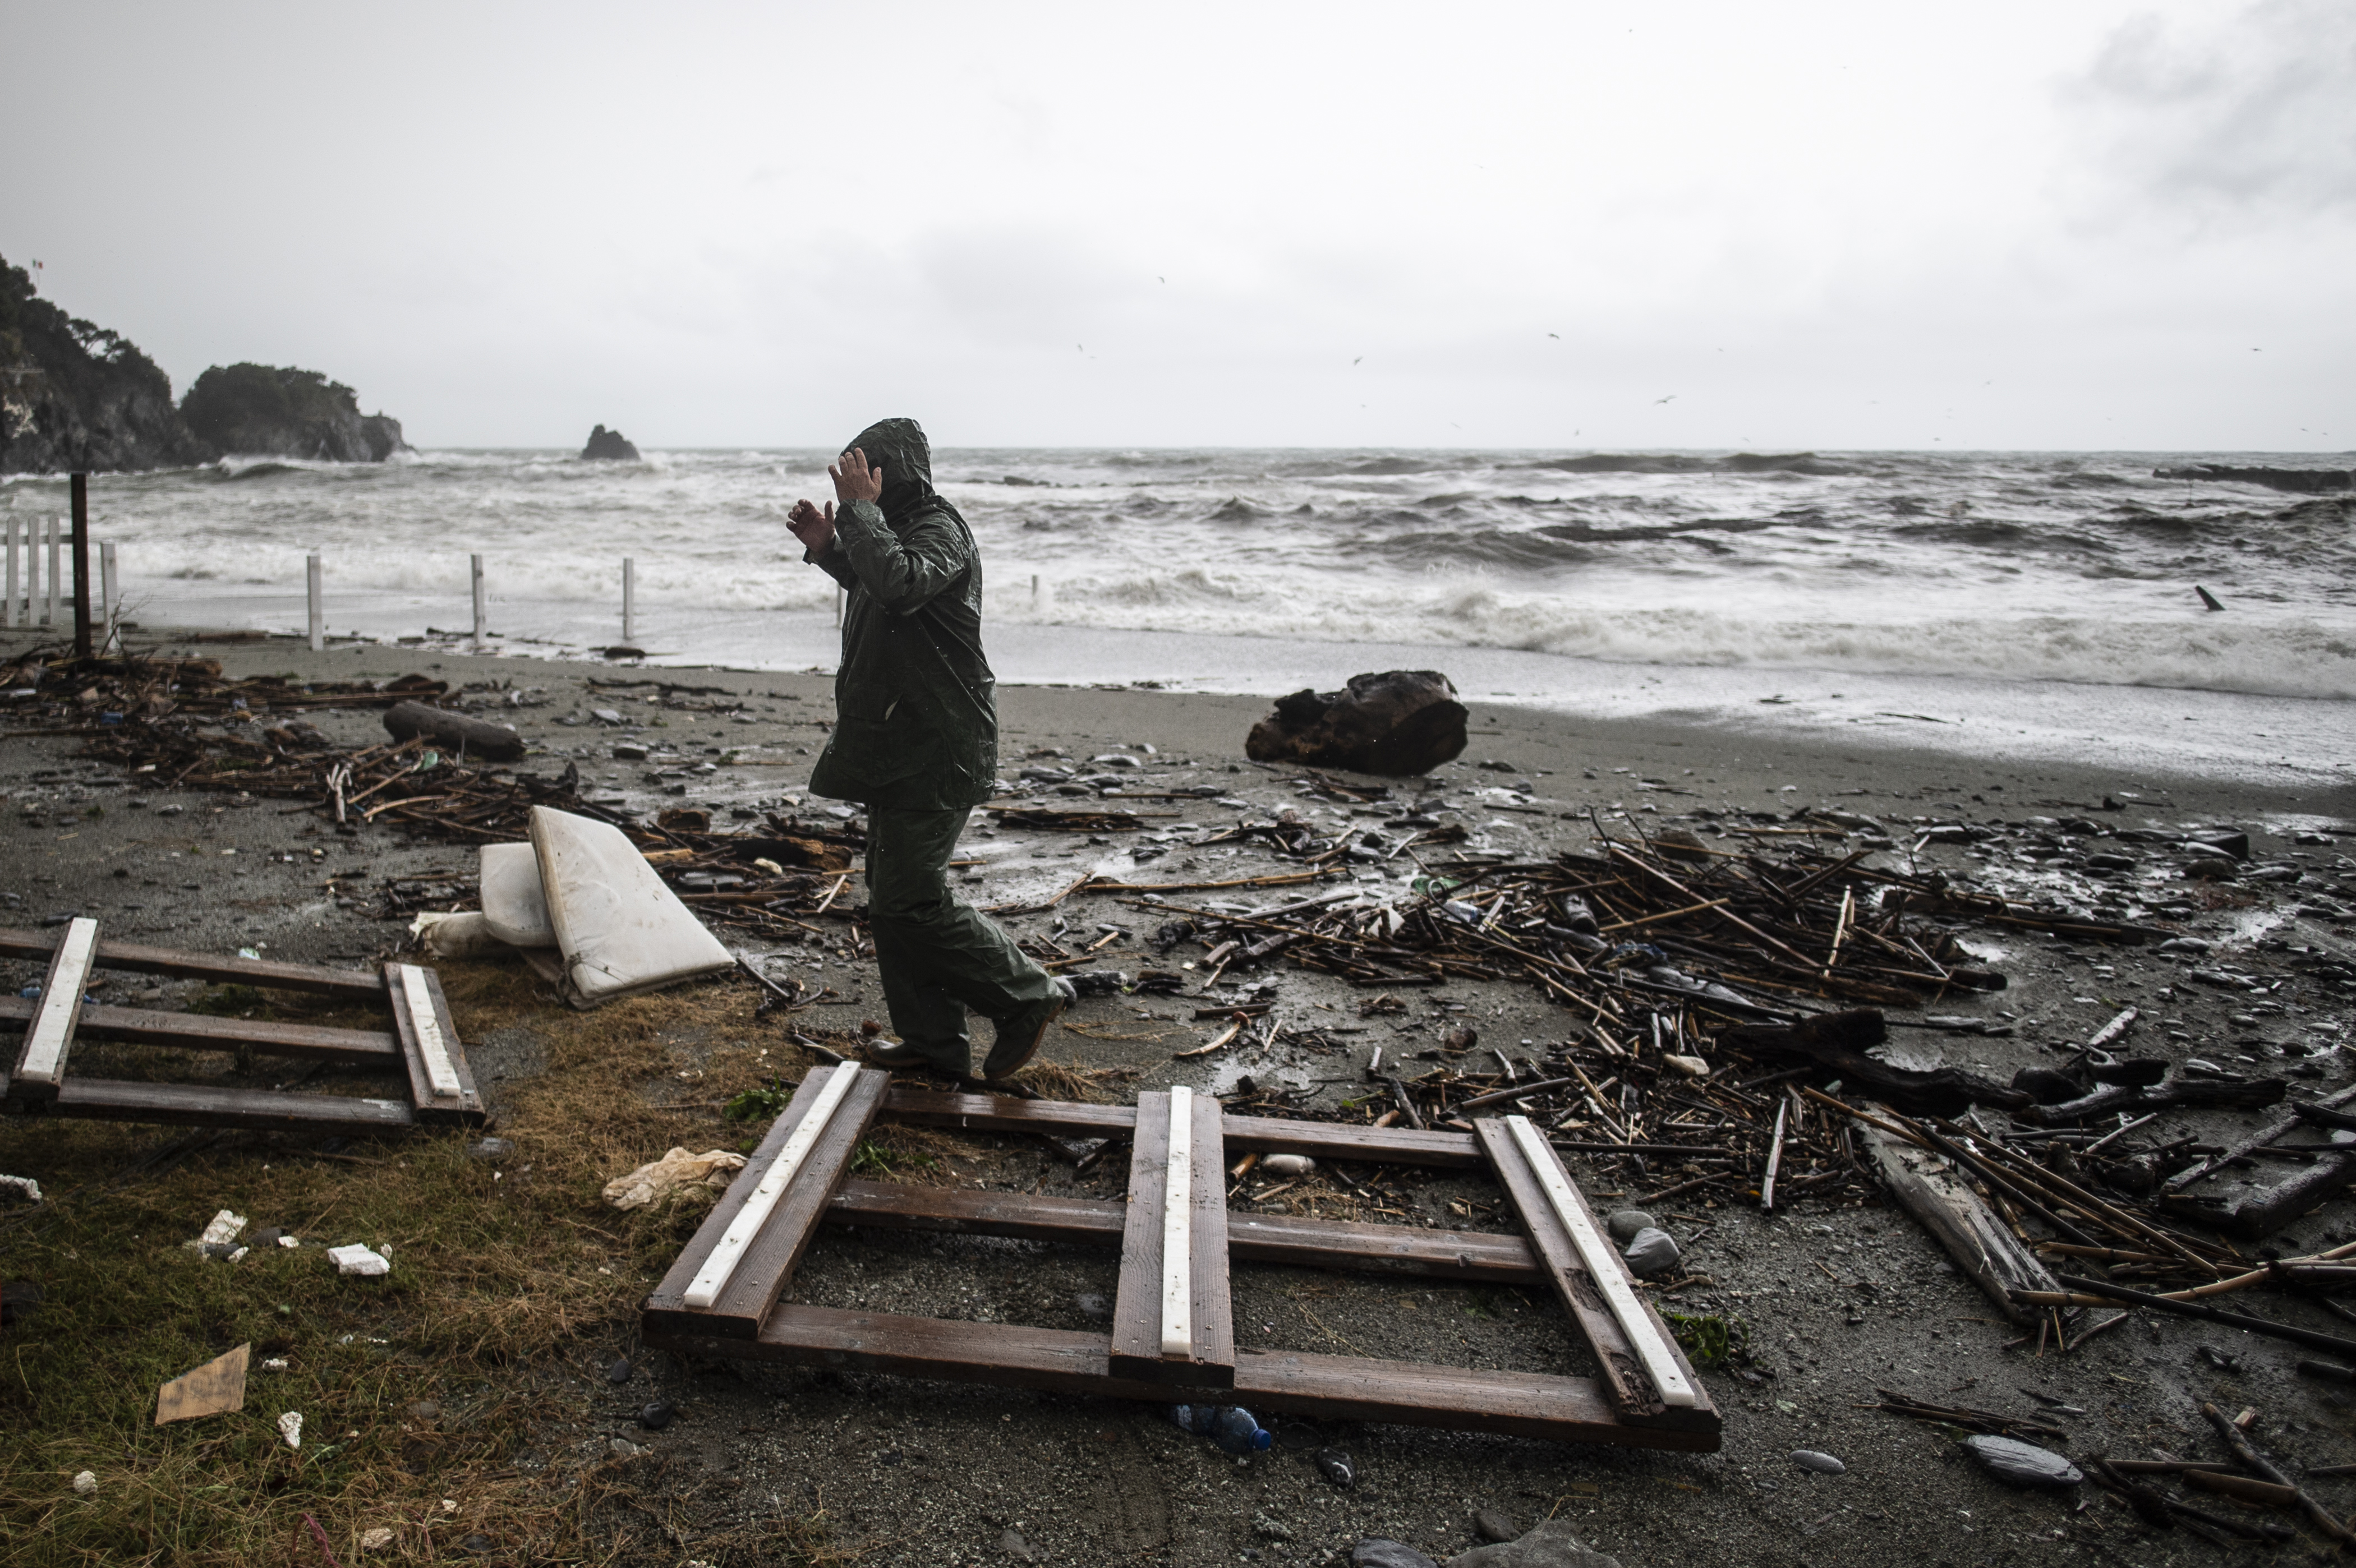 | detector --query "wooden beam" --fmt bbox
[646,1304,1719,1451]
[645,1065,889,1338]
[0,927,385,999]
[1855,1114,2060,1326]
[1110,1088,1234,1386]
[8,916,97,1101]
[820,1178,1545,1282]
[3,1076,416,1132]
[0,996,398,1063]
[383,964,485,1127]
[878,1086,1484,1168]
[1476,1115,1714,1431]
